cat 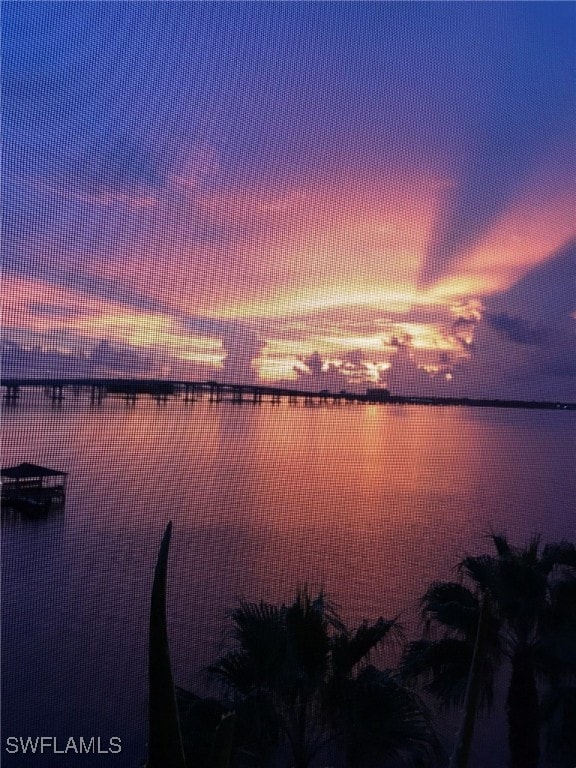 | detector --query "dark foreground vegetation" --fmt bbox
[146,526,576,768]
